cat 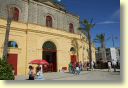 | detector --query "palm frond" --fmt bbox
[78,27,83,30]
[82,19,89,25]
[94,33,106,43]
